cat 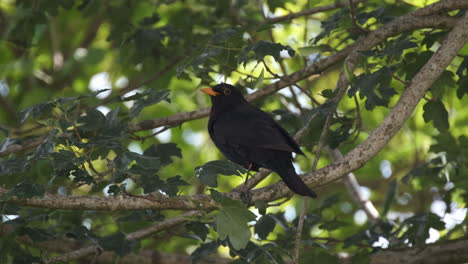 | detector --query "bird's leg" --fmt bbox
[241,162,253,204]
